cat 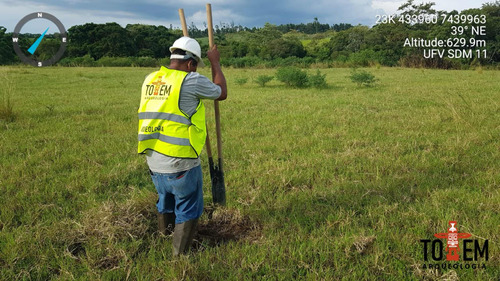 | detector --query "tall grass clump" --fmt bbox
[0,74,16,122]
[255,75,273,87]
[235,77,248,86]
